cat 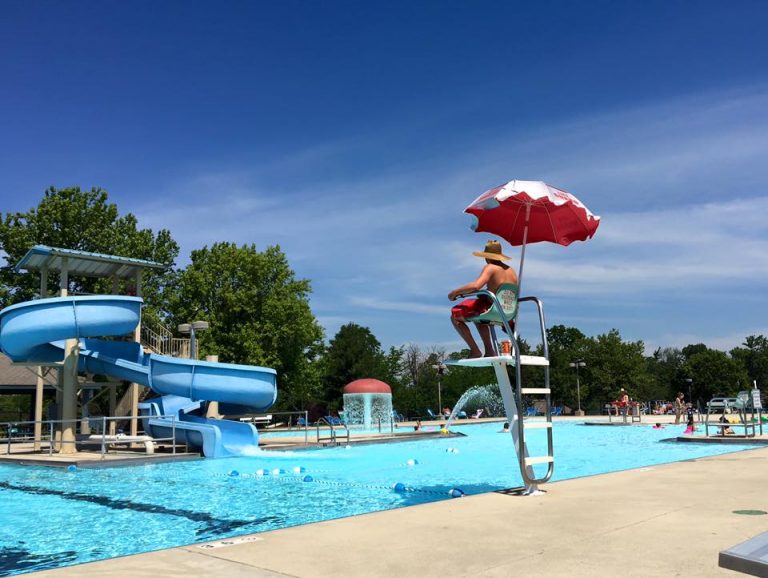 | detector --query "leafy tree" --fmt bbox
[682,343,708,359]
[166,242,324,409]
[0,187,178,317]
[646,347,686,401]
[320,323,395,408]
[582,329,651,410]
[545,325,588,408]
[730,335,768,390]
[684,348,749,403]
